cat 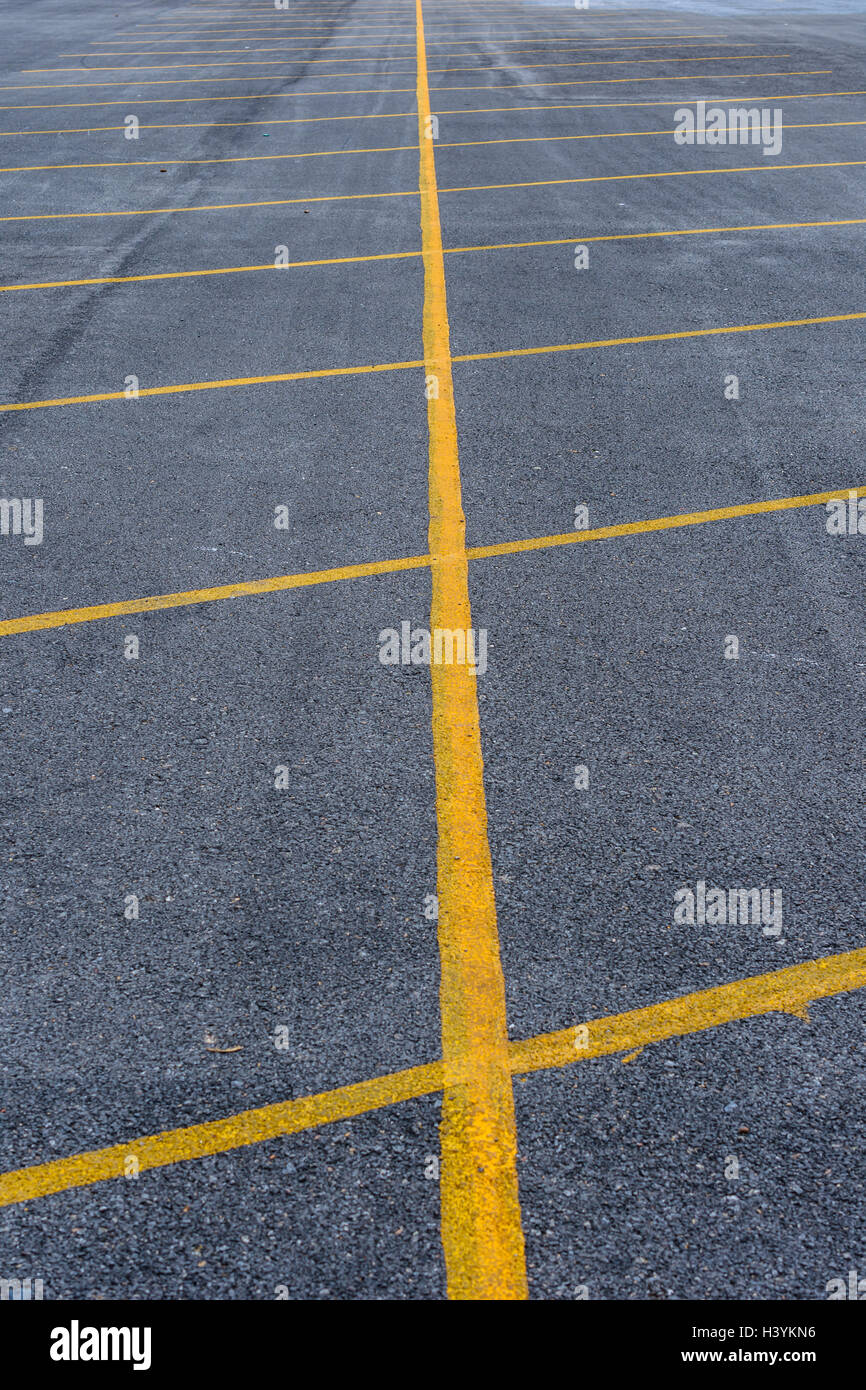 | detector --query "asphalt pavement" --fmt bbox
[0,0,864,1301]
